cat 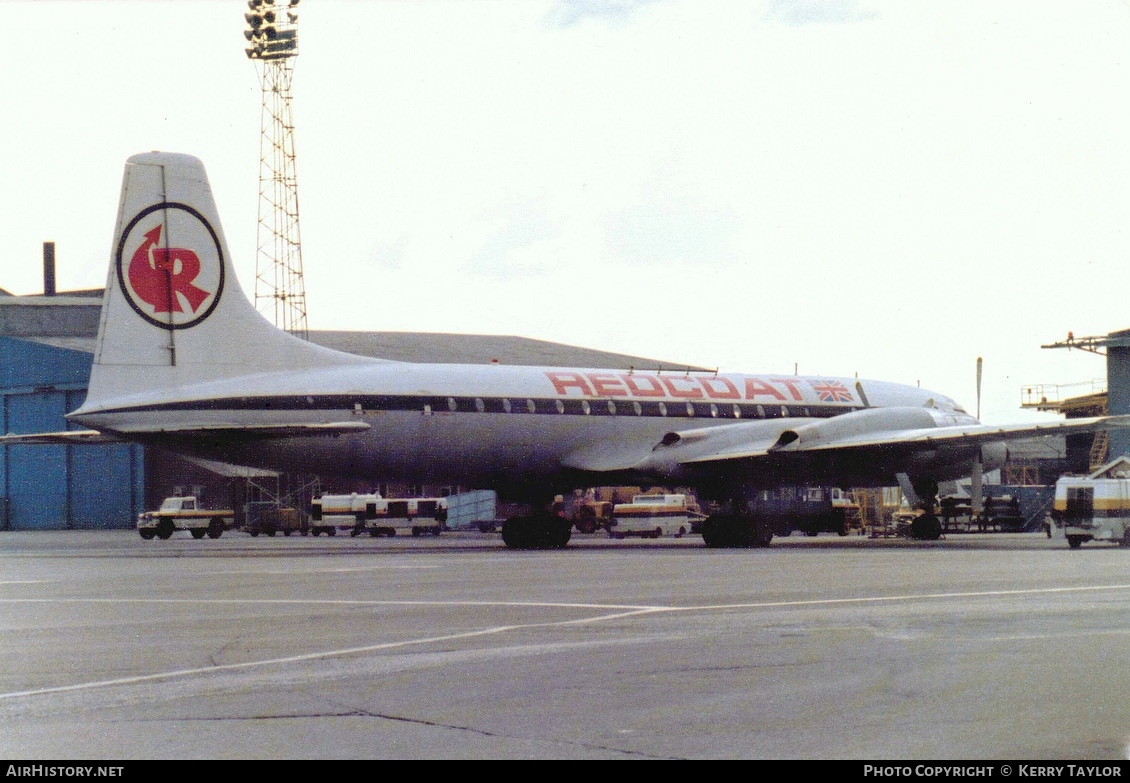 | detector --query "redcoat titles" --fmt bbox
[545,371,855,404]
